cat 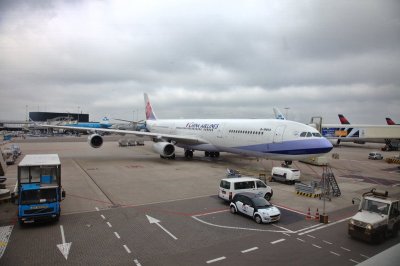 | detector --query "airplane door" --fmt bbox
[273,125,286,143]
